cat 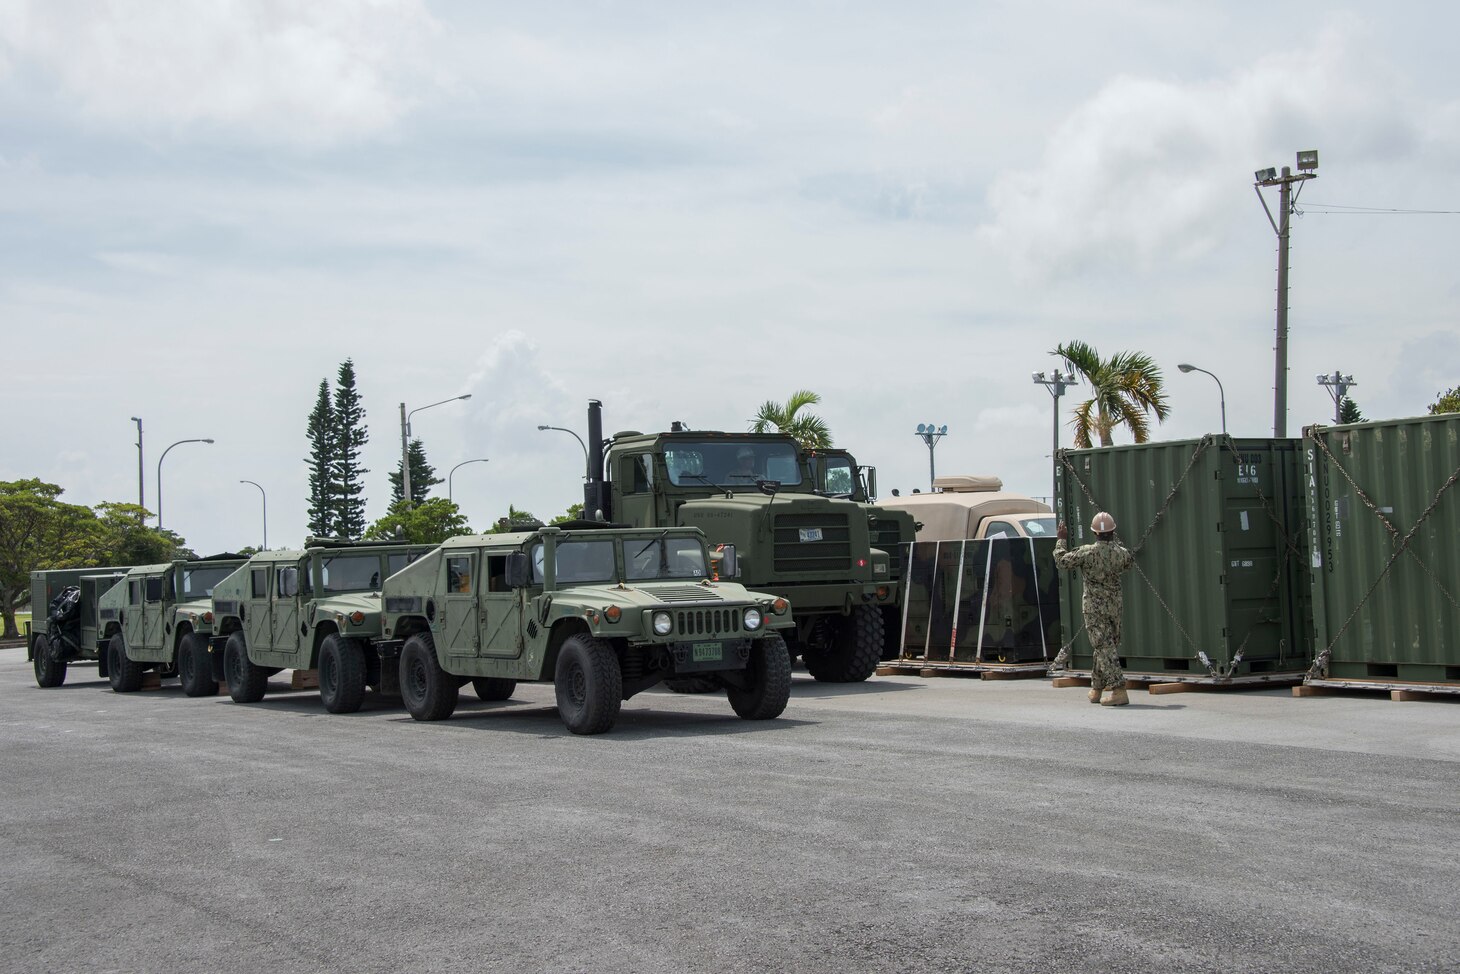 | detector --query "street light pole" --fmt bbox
[401,394,472,505]
[130,416,144,518]
[1255,150,1319,437]
[448,459,490,502]
[239,480,267,550]
[537,424,591,480]
[1177,363,1227,435]
[157,438,215,529]
[914,424,947,491]
[1033,369,1077,509]
[1316,371,1357,424]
